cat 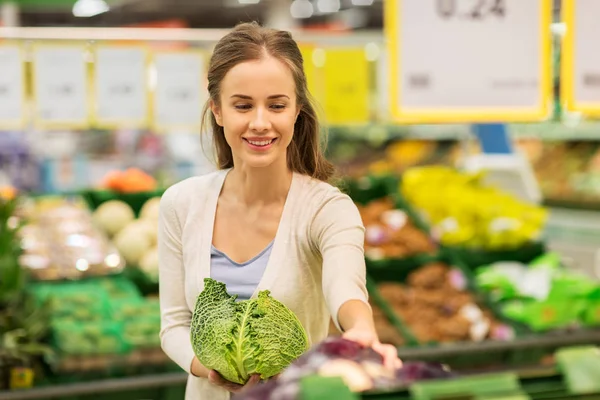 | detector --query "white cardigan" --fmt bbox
[158,169,369,400]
